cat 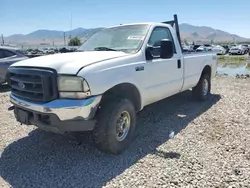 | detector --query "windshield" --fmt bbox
[197,46,205,49]
[78,24,150,53]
